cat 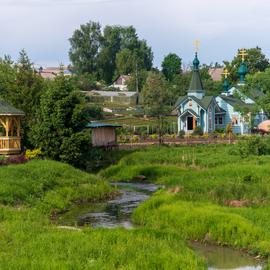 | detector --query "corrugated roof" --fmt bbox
[85,122,122,128]
[0,100,24,116]
[89,90,137,97]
